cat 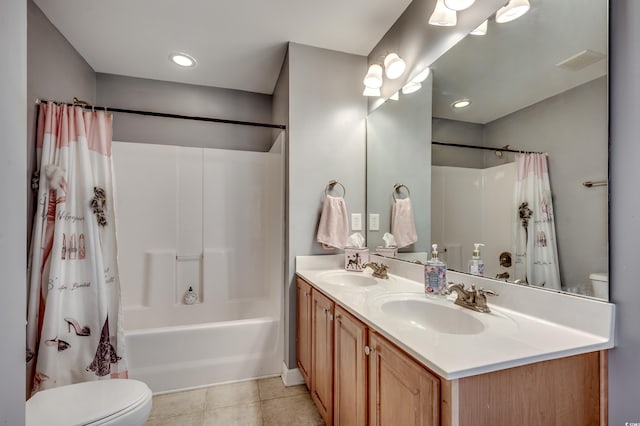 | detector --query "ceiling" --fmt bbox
[34,0,412,94]
[431,0,608,124]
